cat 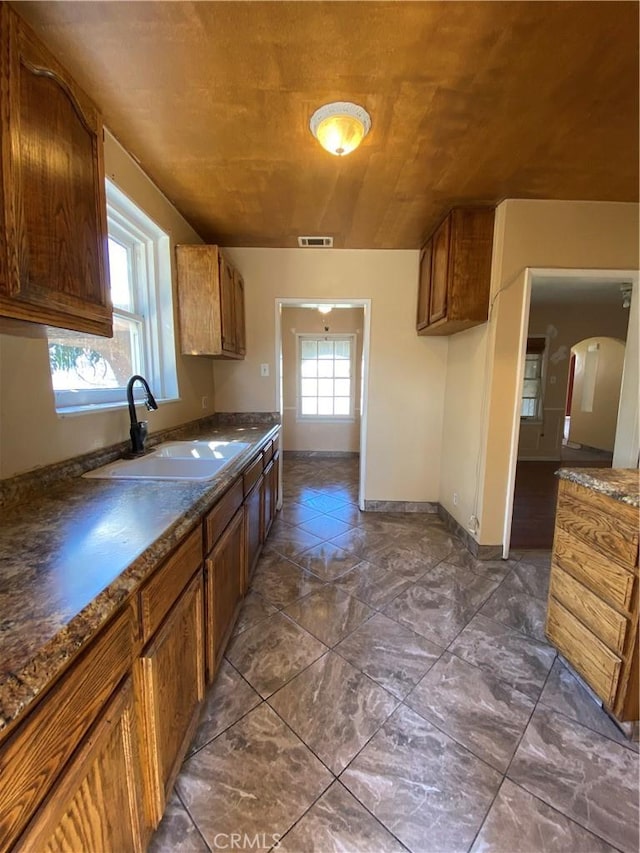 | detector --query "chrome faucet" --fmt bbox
[126,374,158,455]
